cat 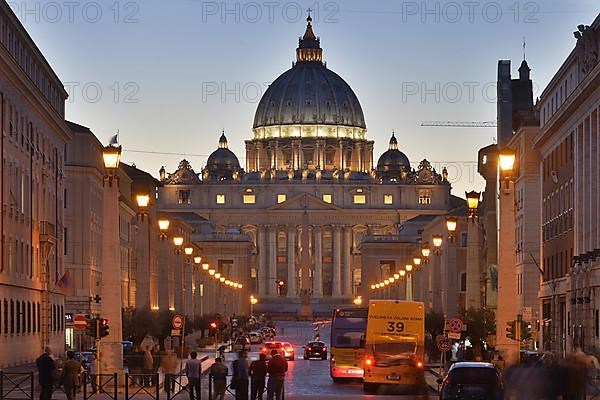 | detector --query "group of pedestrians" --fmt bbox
[35,348,82,400]
[209,349,288,400]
